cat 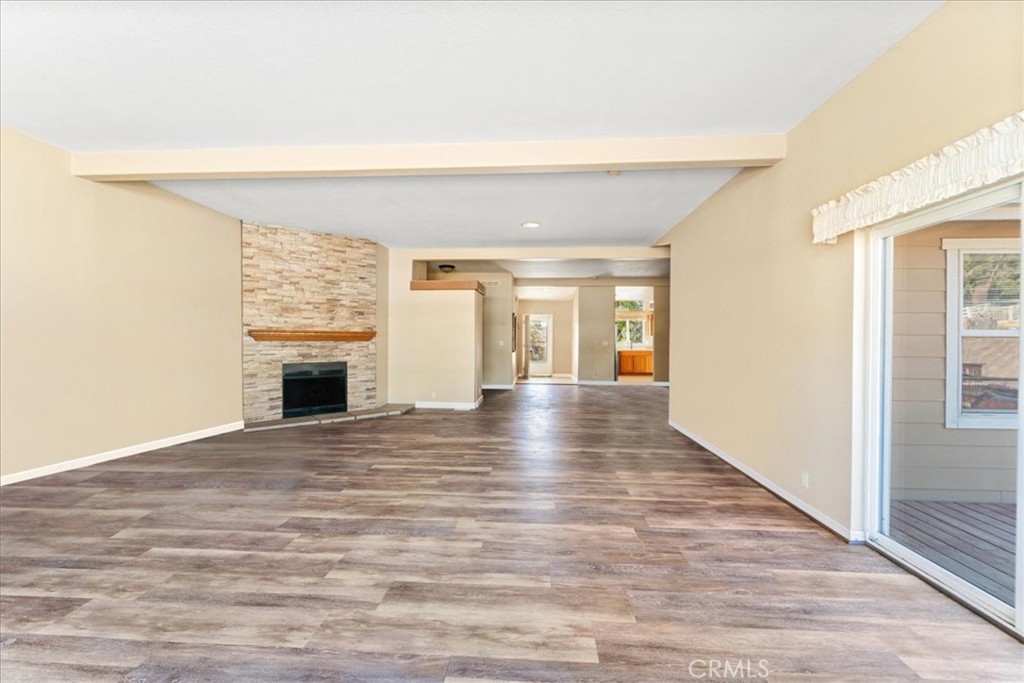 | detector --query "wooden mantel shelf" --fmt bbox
[248,329,376,342]
[410,280,486,295]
